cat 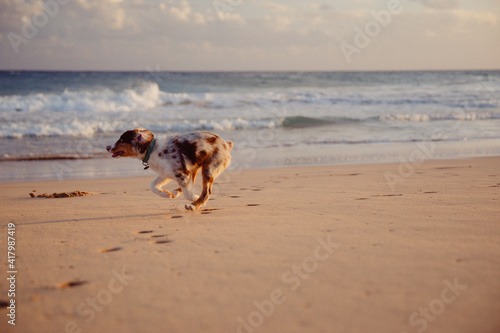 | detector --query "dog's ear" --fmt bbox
[133,128,154,146]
